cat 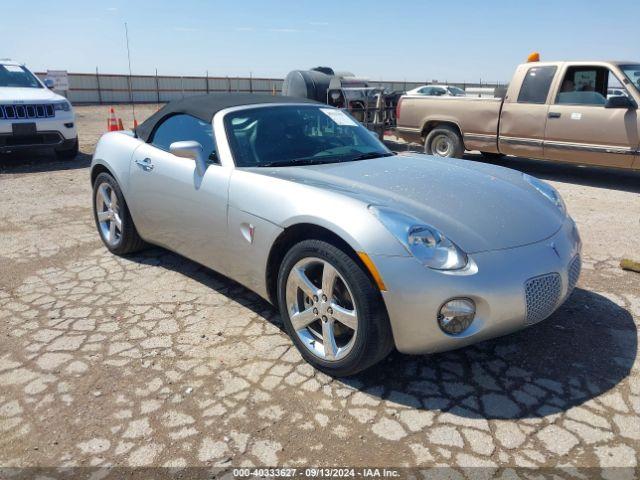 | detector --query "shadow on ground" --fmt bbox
[0,150,91,174]
[125,248,637,421]
[348,287,636,420]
